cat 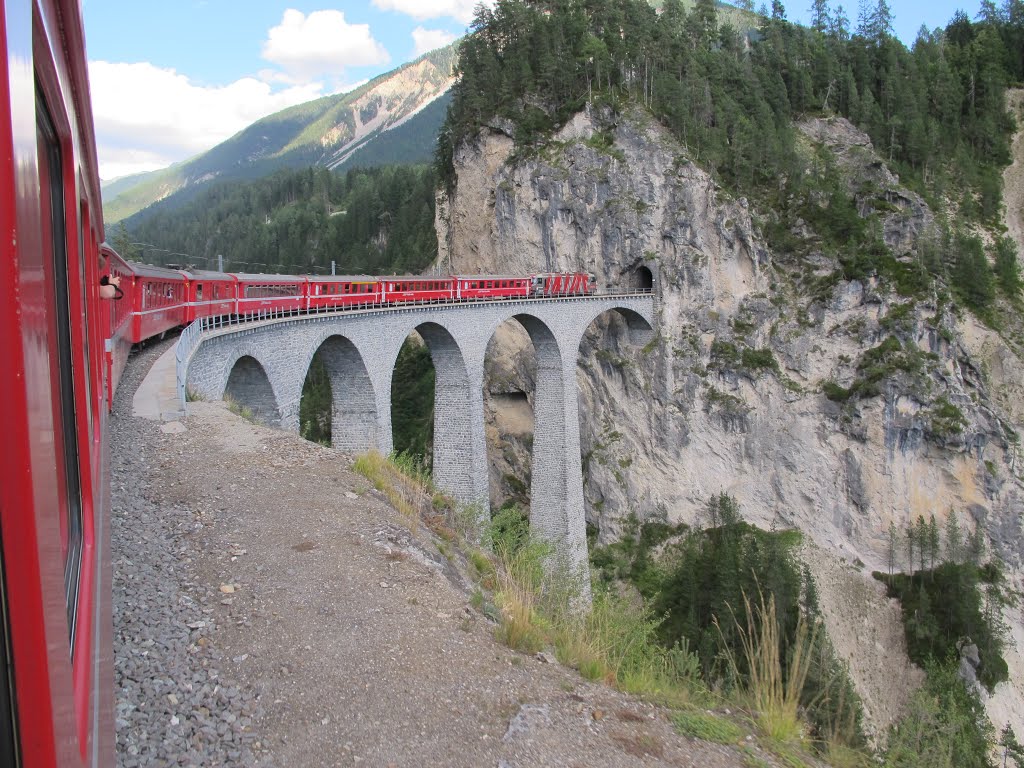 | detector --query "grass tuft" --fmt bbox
[671,710,744,743]
[716,590,816,747]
